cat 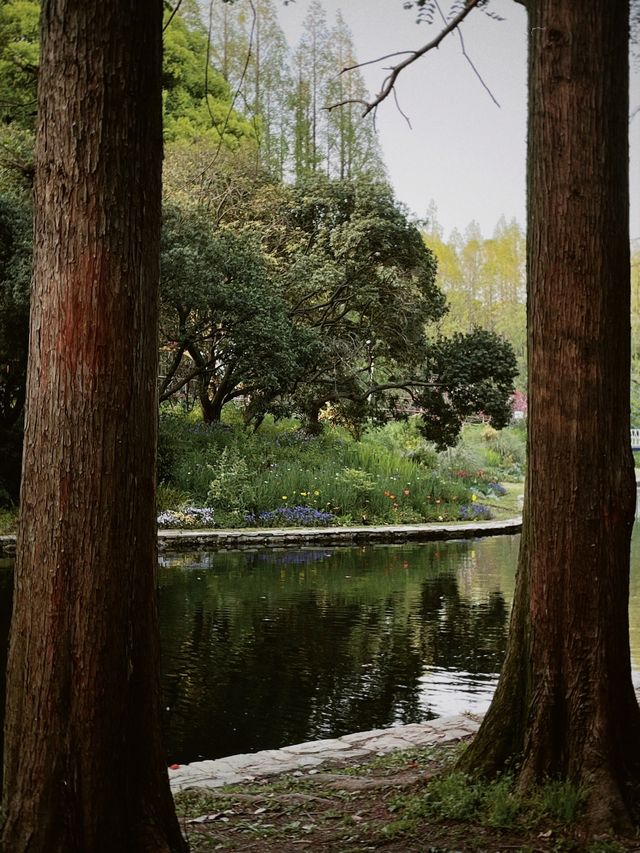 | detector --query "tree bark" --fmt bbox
[461,0,640,830]
[1,1,187,850]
